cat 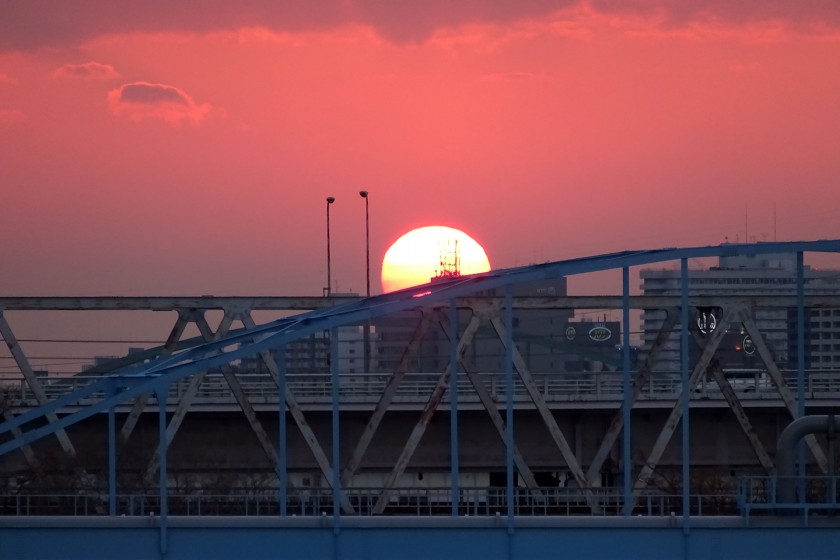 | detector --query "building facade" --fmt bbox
[640,250,840,373]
